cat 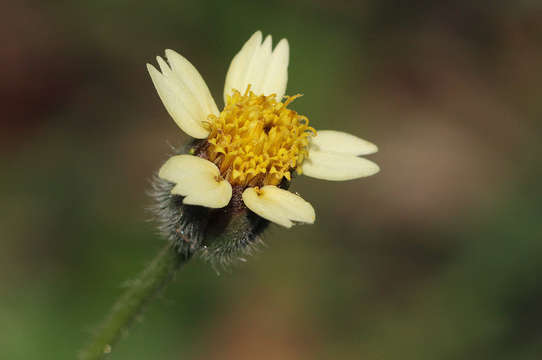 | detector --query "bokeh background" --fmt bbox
[2,1,542,359]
